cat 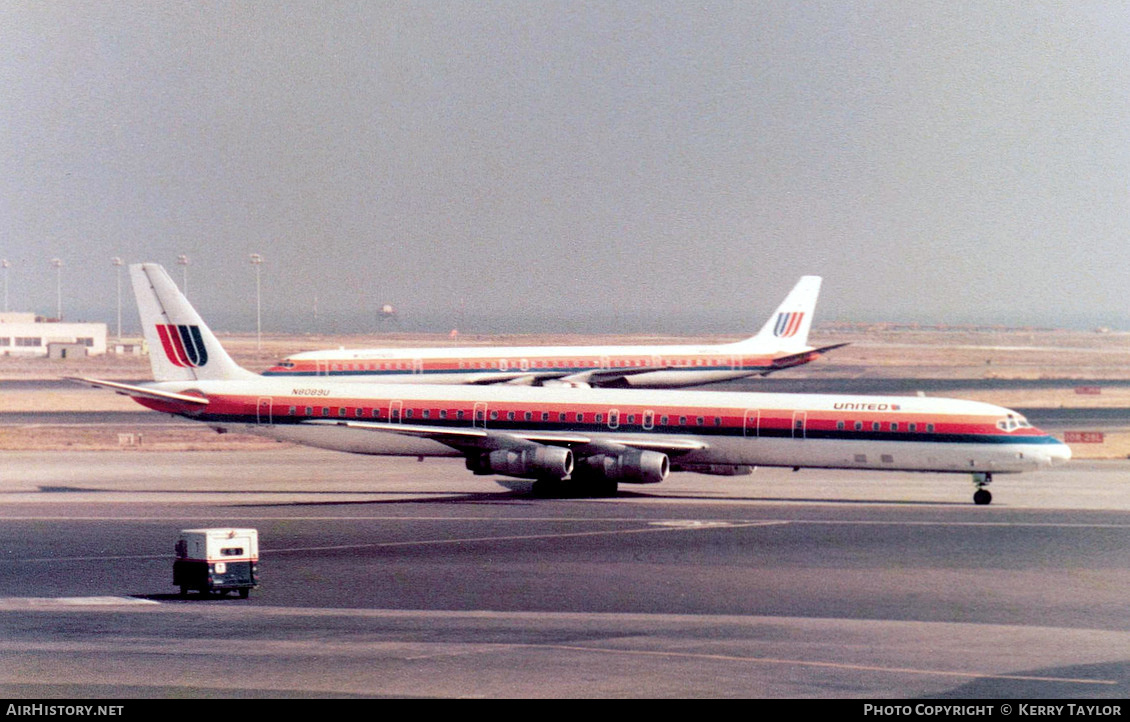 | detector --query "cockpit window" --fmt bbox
[997,415,1032,432]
